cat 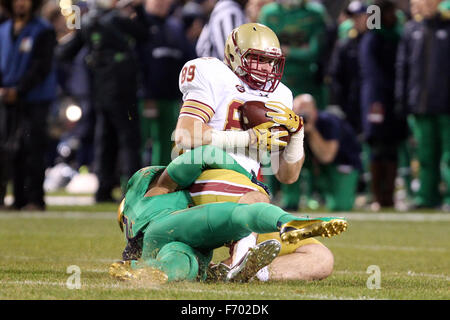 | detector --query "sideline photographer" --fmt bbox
[294,94,362,211]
